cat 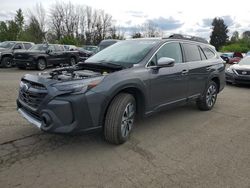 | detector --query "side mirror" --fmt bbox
[157,57,175,68]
